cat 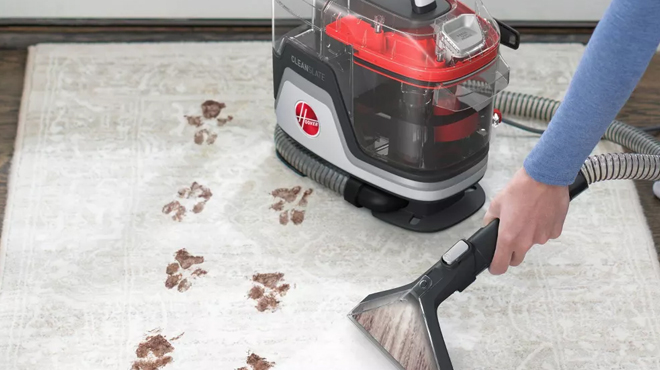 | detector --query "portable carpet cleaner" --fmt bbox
[271,0,660,369]
[273,0,522,233]
[272,0,659,235]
